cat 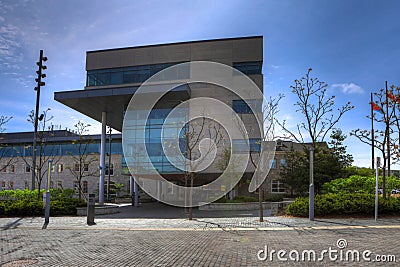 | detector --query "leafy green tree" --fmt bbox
[281,130,353,195]
[329,129,353,169]
[280,148,308,196]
